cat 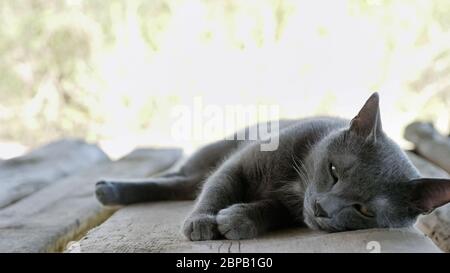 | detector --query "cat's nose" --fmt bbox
[314,199,330,218]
